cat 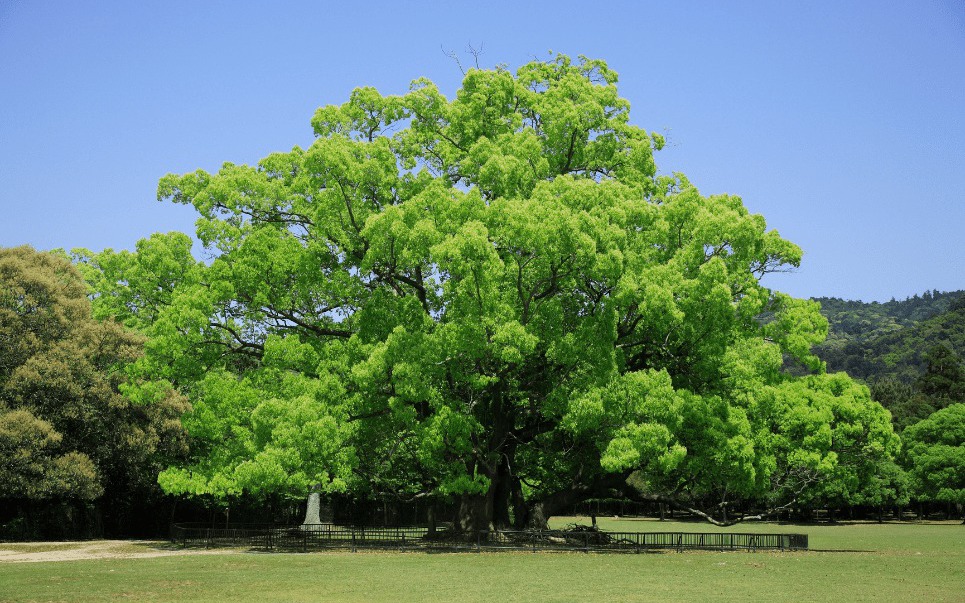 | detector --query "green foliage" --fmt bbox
[812,292,965,438]
[0,246,188,505]
[814,291,965,384]
[0,409,101,501]
[84,55,898,525]
[902,404,965,506]
[915,342,965,402]
[816,290,963,342]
